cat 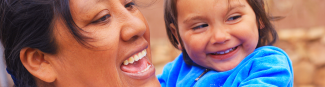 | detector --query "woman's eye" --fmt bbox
[125,2,135,9]
[92,14,111,24]
[227,15,242,21]
[192,24,208,30]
